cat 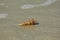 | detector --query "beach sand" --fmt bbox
[0,0,60,40]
